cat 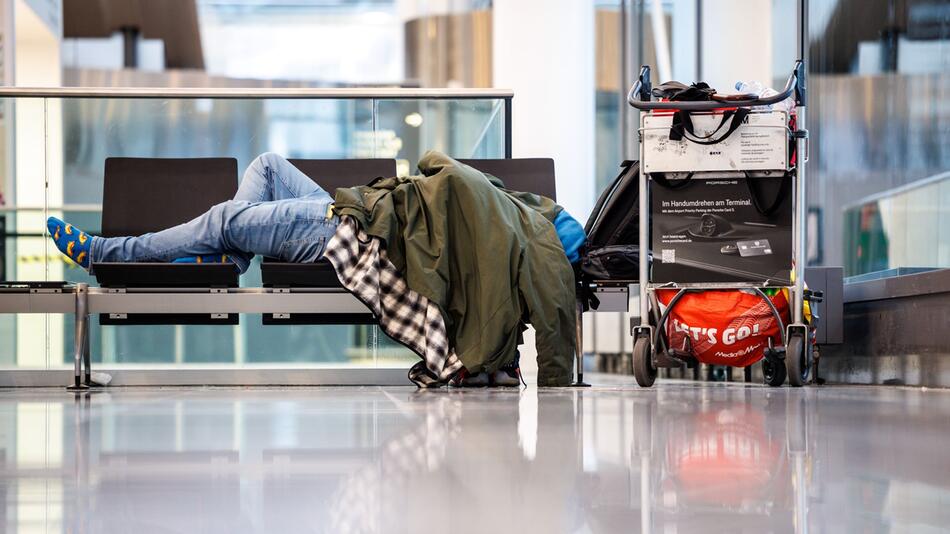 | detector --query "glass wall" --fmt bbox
[0,91,508,369]
[785,0,950,277]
